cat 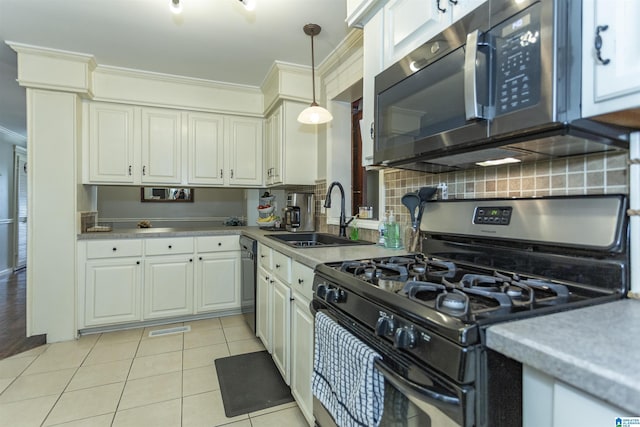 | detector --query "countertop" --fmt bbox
[77,226,411,269]
[486,298,640,414]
